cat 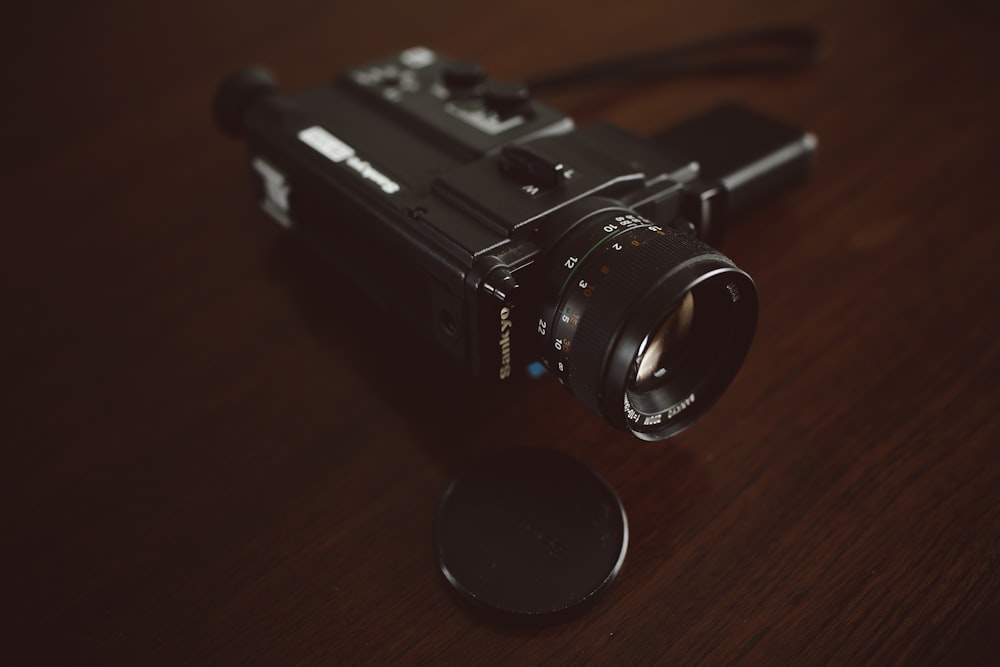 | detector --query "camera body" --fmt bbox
[215,46,815,440]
